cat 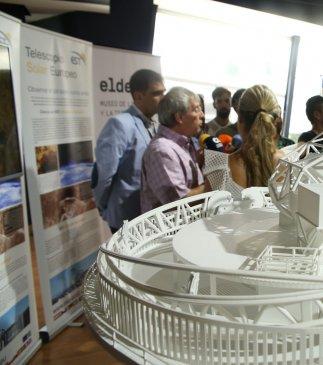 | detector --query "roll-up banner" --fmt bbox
[92,46,161,139]
[0,12,41,365]
[20,24,103,338]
